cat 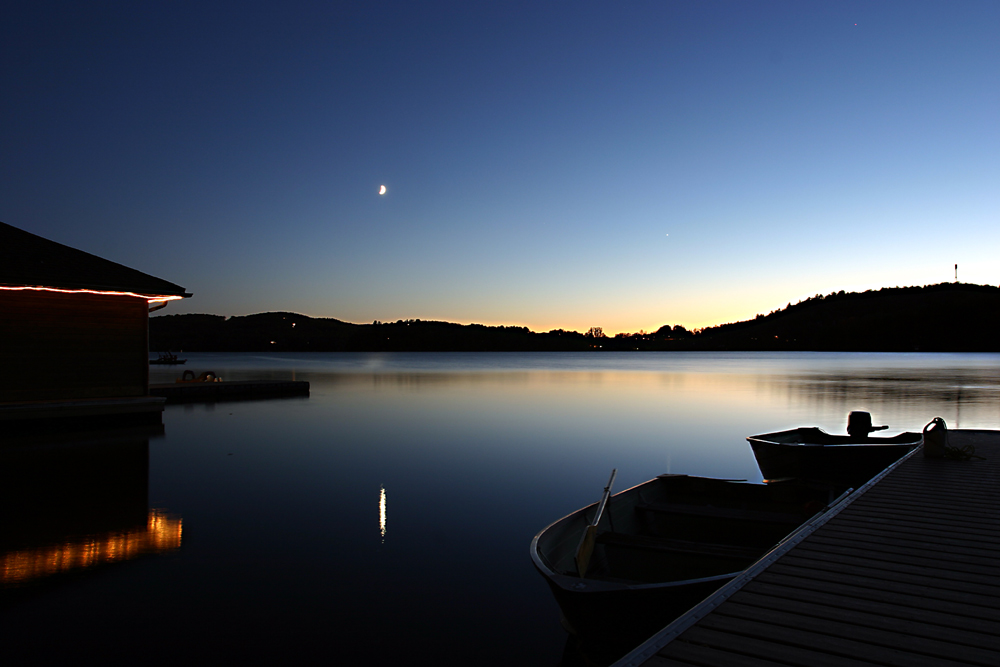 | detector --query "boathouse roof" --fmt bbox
[0,221,190,300]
